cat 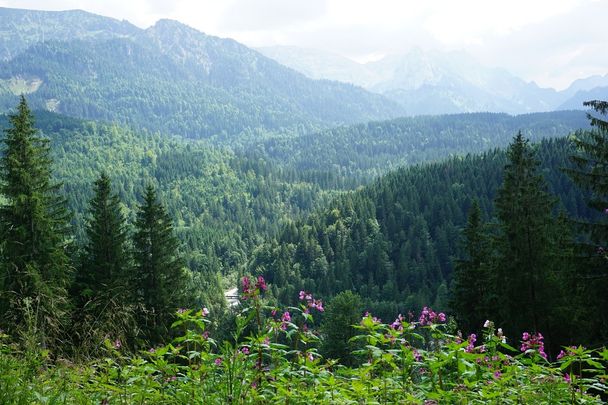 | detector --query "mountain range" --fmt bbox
[258,46,608,115]
[0,7,403,139]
